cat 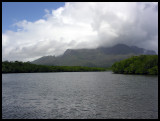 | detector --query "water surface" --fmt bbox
[2,72,158,119]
